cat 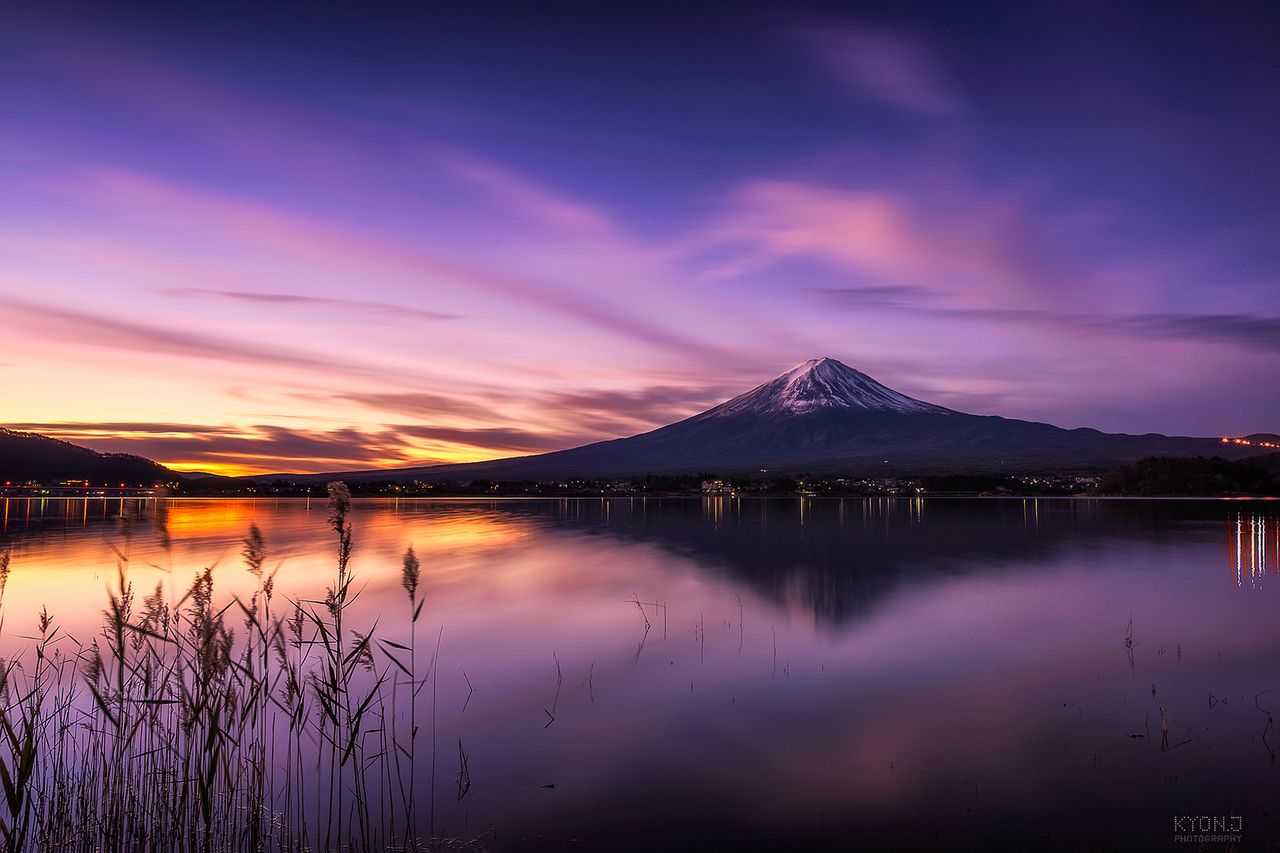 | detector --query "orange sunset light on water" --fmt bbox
[0,498,527,639]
